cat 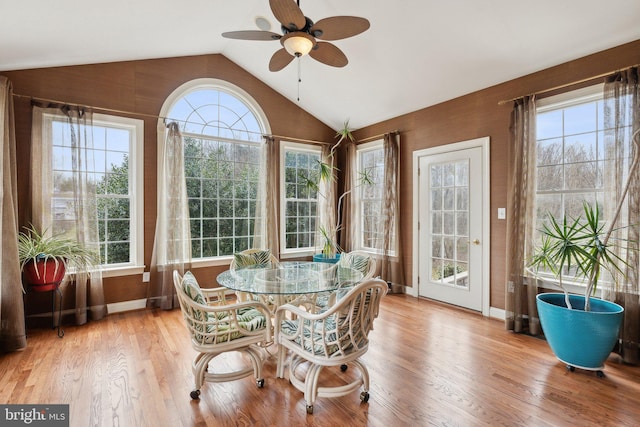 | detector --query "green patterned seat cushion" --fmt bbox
[281,288,375,355]
[201,307,267,344]
[234,250,273,269]
[180,271,267,344]
[182,271,208,327]
[280,317,340,356]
